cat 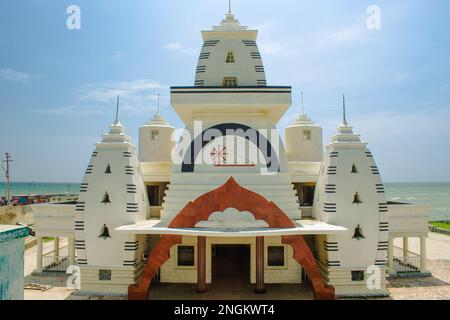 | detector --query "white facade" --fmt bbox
[195,13,266,87]
[313,117,389,295]
[139,113,175,163]
[31,8,431,299]
[74,120,148,294]
[285,114,323,163]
